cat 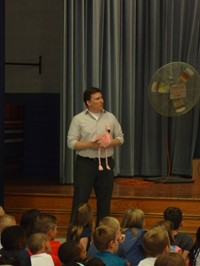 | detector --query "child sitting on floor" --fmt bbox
[0,225,31,266]
[138,227,170,266]
[120,208,146,266]
[33,212,62,266]
[93,225,129,266]
[28,232,54,266]
[58,240,87,266]
[67,203,94,252]
[155,252,187,266]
